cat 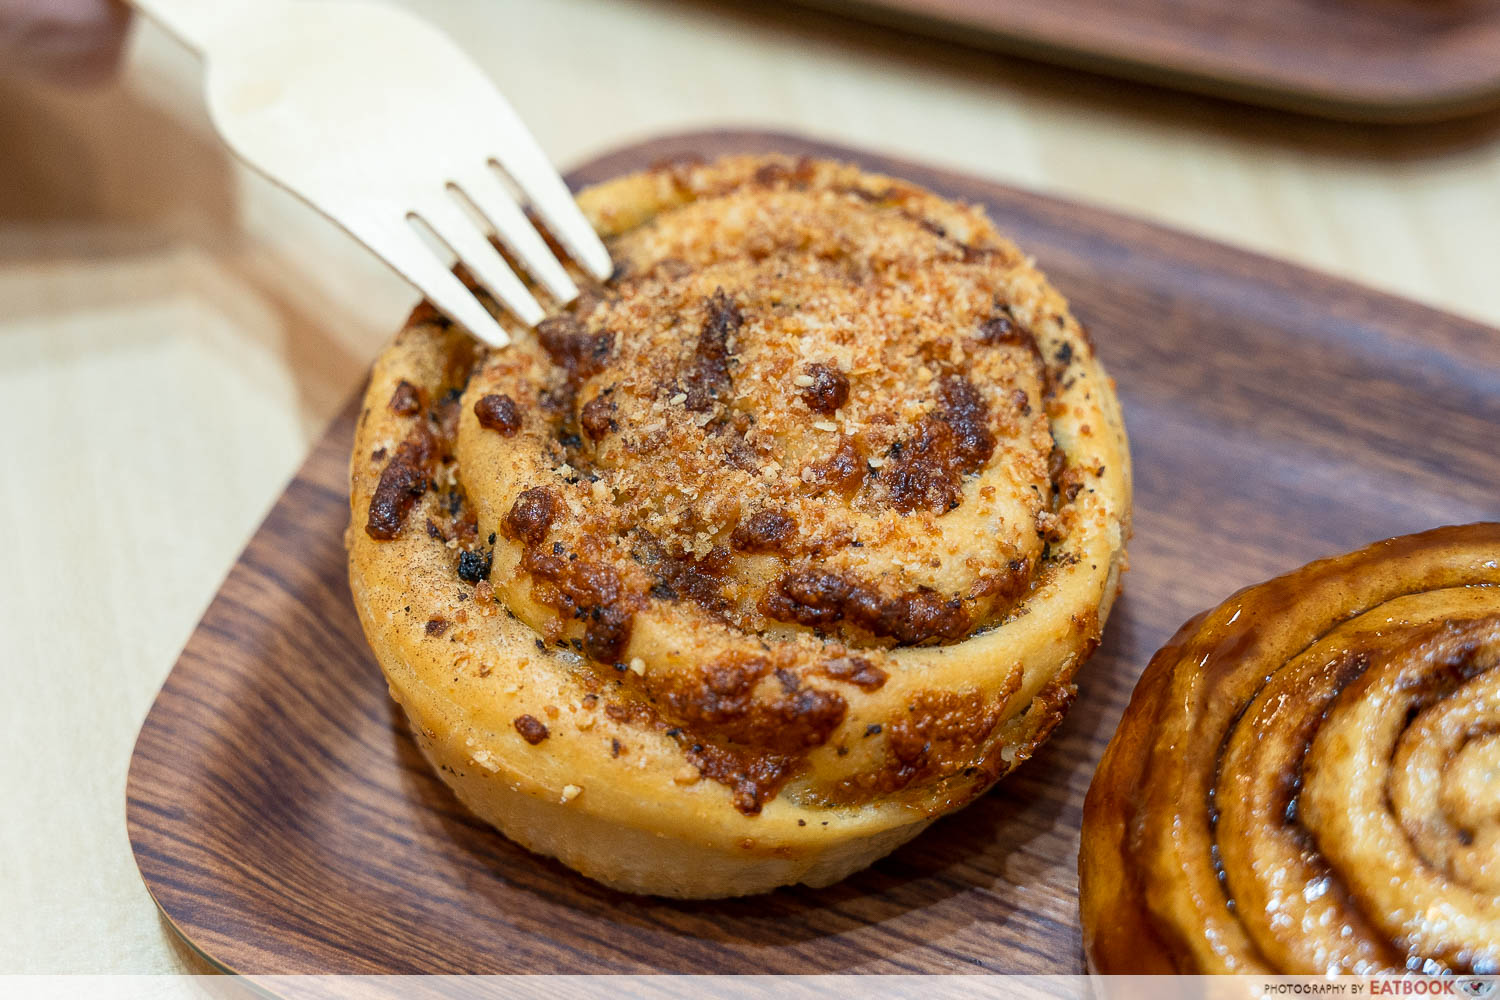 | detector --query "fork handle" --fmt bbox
[127,0,261,53]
